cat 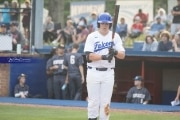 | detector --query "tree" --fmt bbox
[48,0,64,27]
